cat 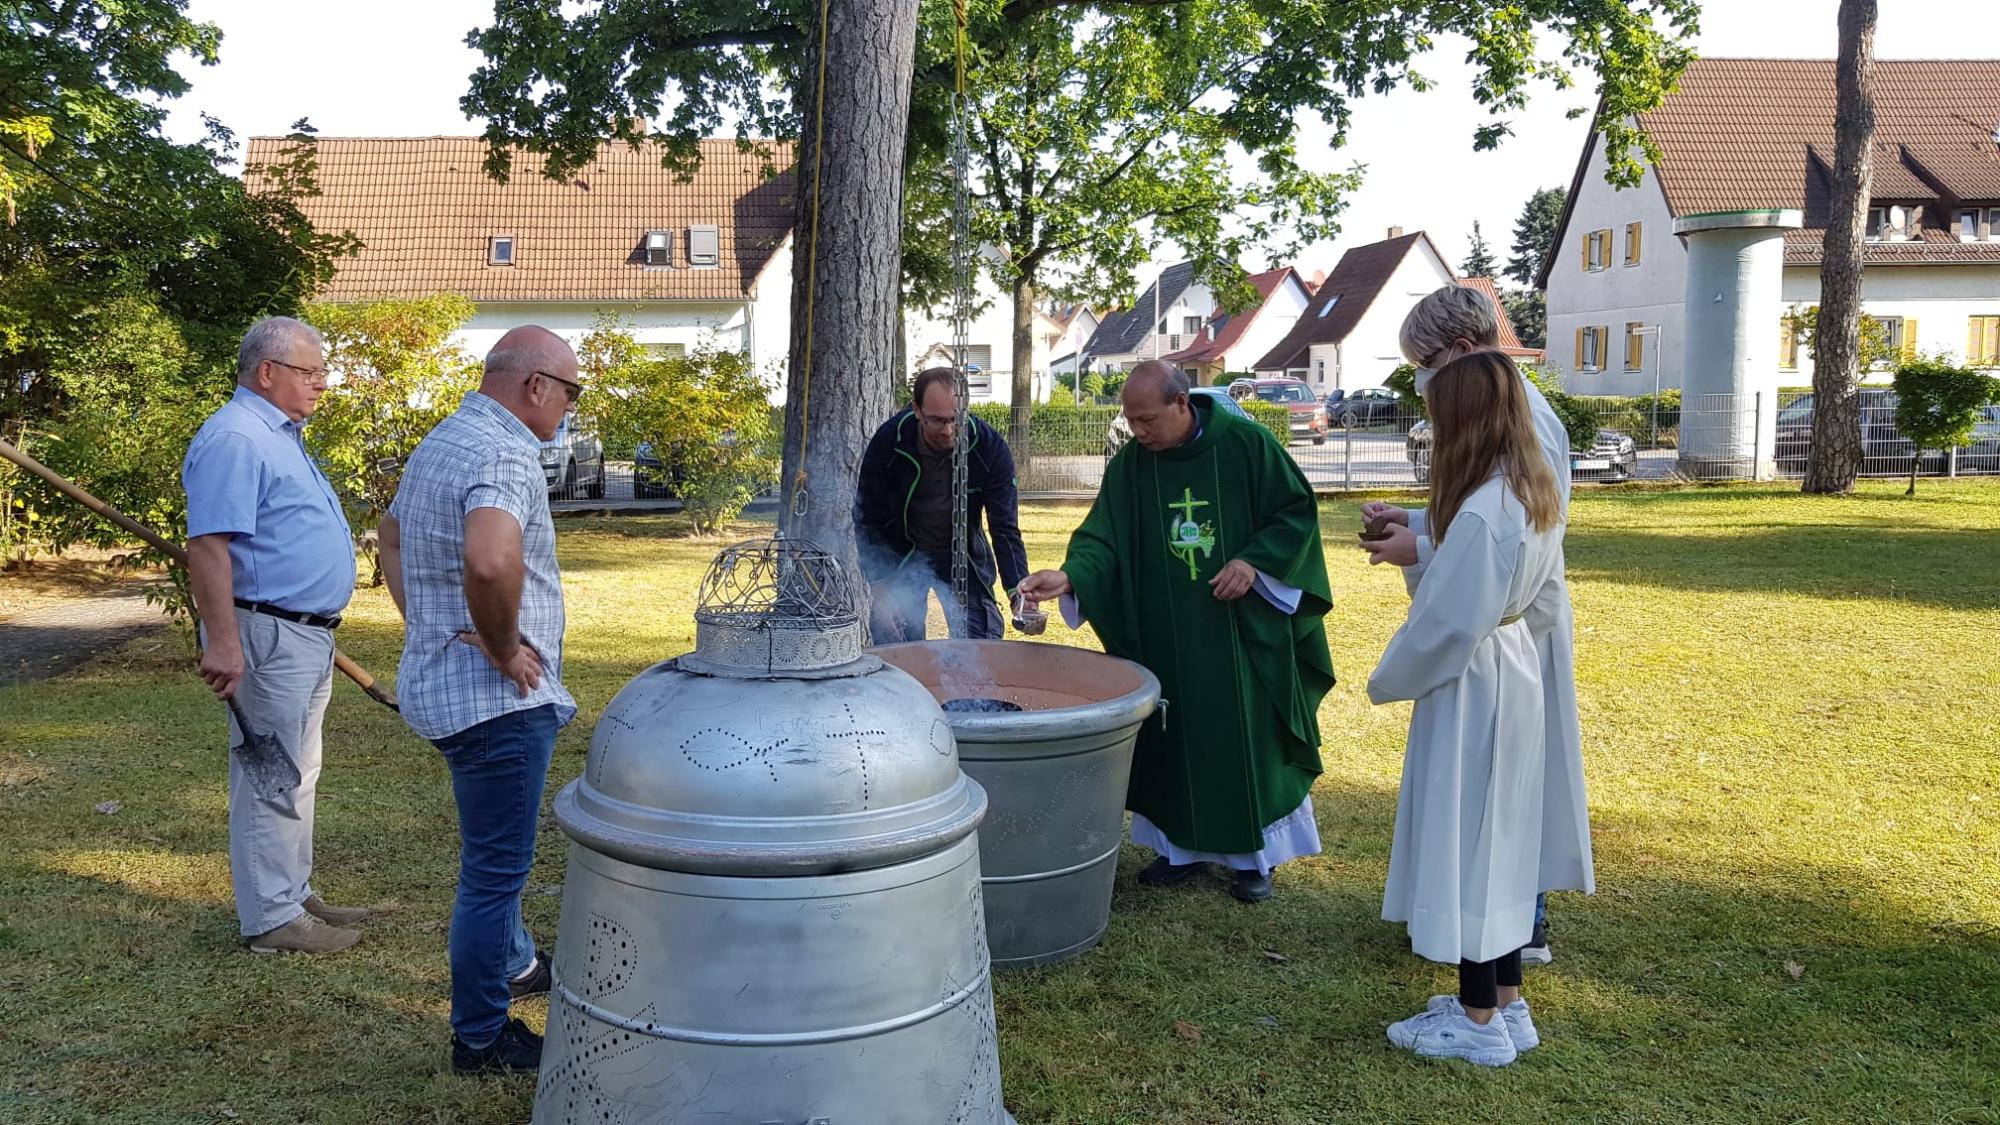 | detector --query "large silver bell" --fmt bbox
[872,640,1160,968]
[533,539,1012,1124]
